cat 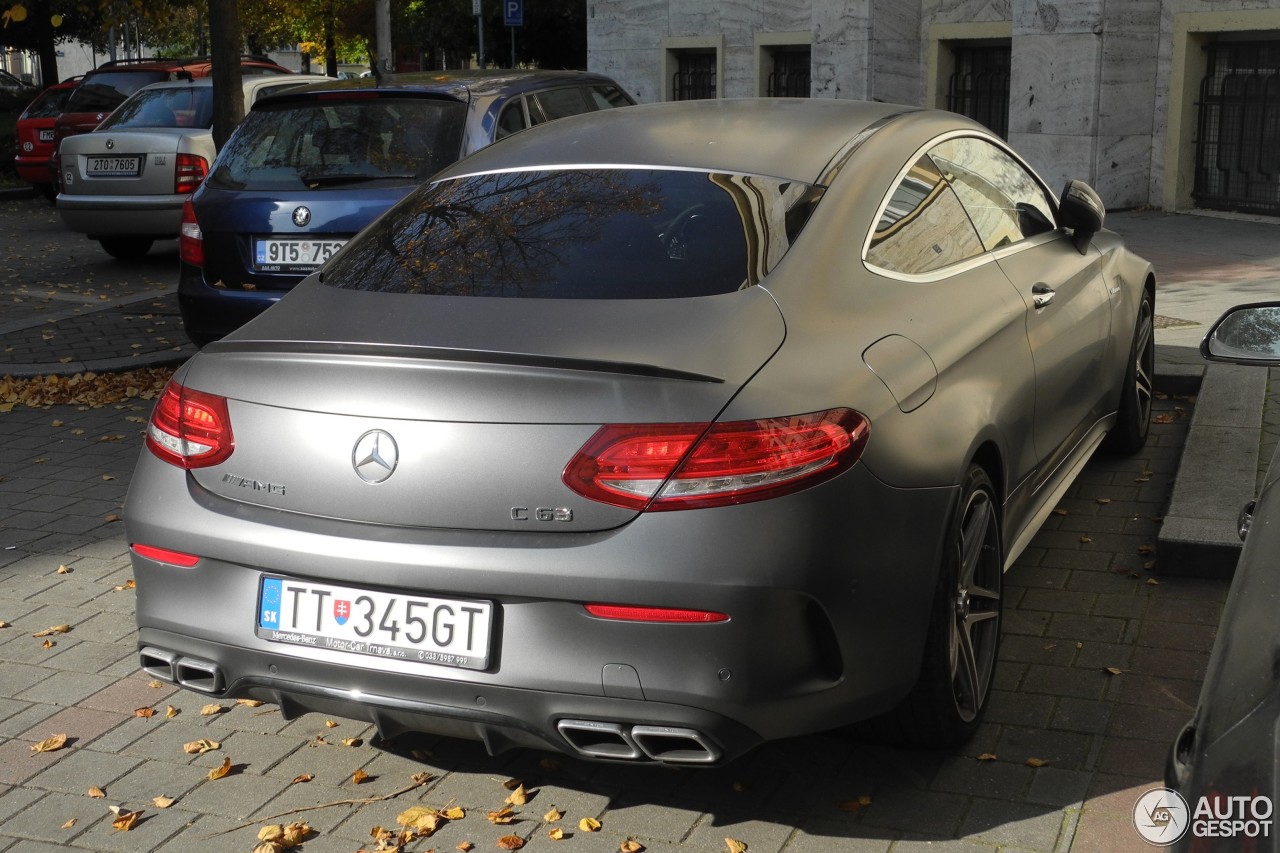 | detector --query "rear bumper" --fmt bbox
[177,261,287,346]
[126,452,957,764]
[56,192,185,237]
[14,155,52,185]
